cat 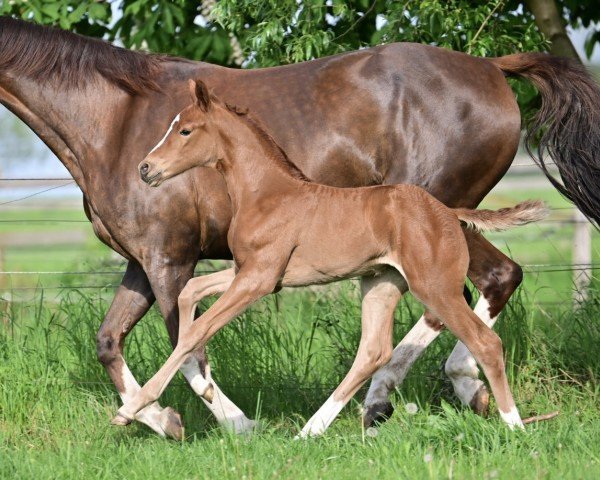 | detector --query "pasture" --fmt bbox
[1,183,599,478]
